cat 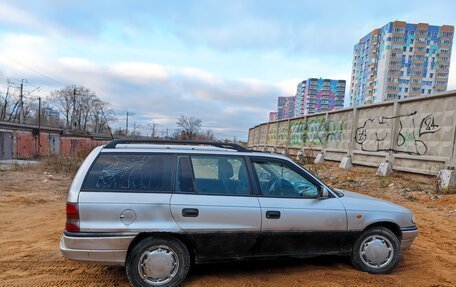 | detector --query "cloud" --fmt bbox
[0,33,281,139]
[178,67,221,85]
[59,57,99,72]
[276,79,300,96]
[110,62,169,83]
[0,2,44,29]
[1,0,455,139]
